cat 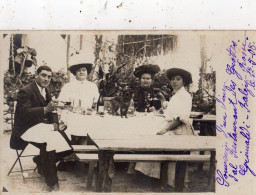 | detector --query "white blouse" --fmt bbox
[58,79,99,109]
[164,86,192,124]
